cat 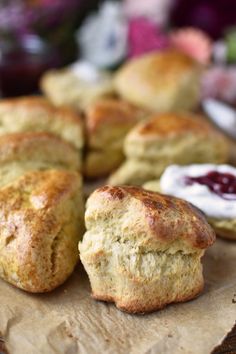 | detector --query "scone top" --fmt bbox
[85,185,215,250]
[0,96,84,150]
[127,112,228,141]
[114,49,202,112]
[124,112,229,160]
